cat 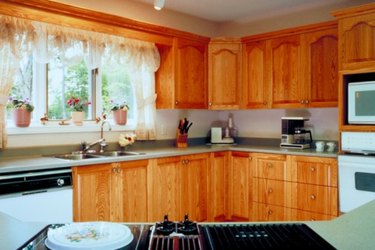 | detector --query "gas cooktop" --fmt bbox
[19,215,335,250]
